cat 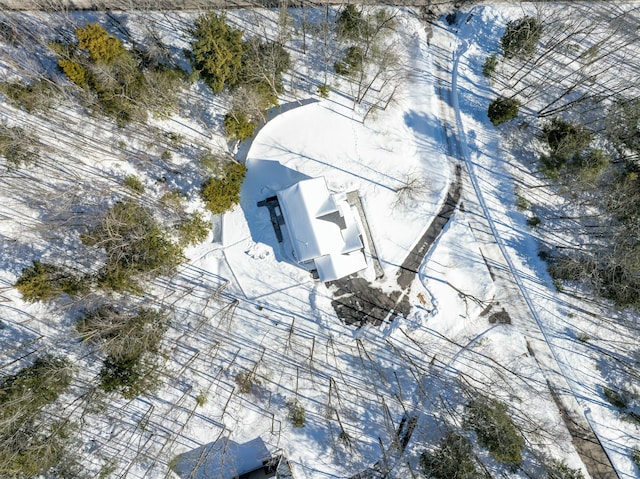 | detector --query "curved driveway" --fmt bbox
[449,10,618,479]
